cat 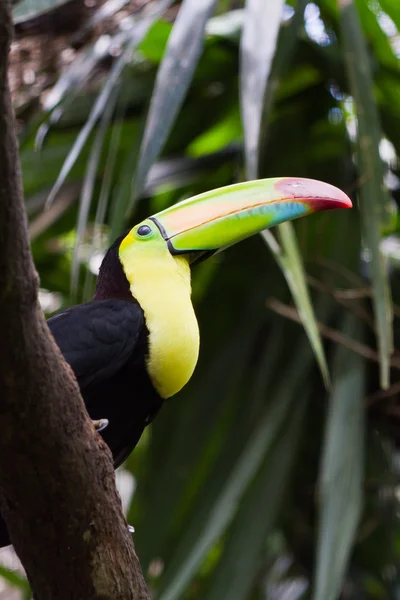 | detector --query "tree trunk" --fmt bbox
[0,2,150,598]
